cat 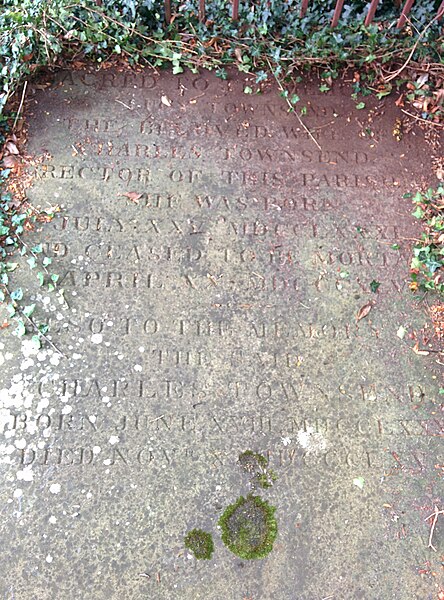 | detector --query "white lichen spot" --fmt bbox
[49,516,57,524]
[103,459,112,466]
[133,364,142,372]
[49,483,61,494]
[14,438,27,450]
[92,446,101,454]
[91,333,103,345]
[46,555,53,563]
[20,358,35,371]
[21,339,39,358]
[16,467,34,482]
[49,354,60,367]
[13,488,23,498]
[72,353,82,360]
[296,426,327,454]
[109,436,119,445]
[281,436,292,446]
[61,405,72,415]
